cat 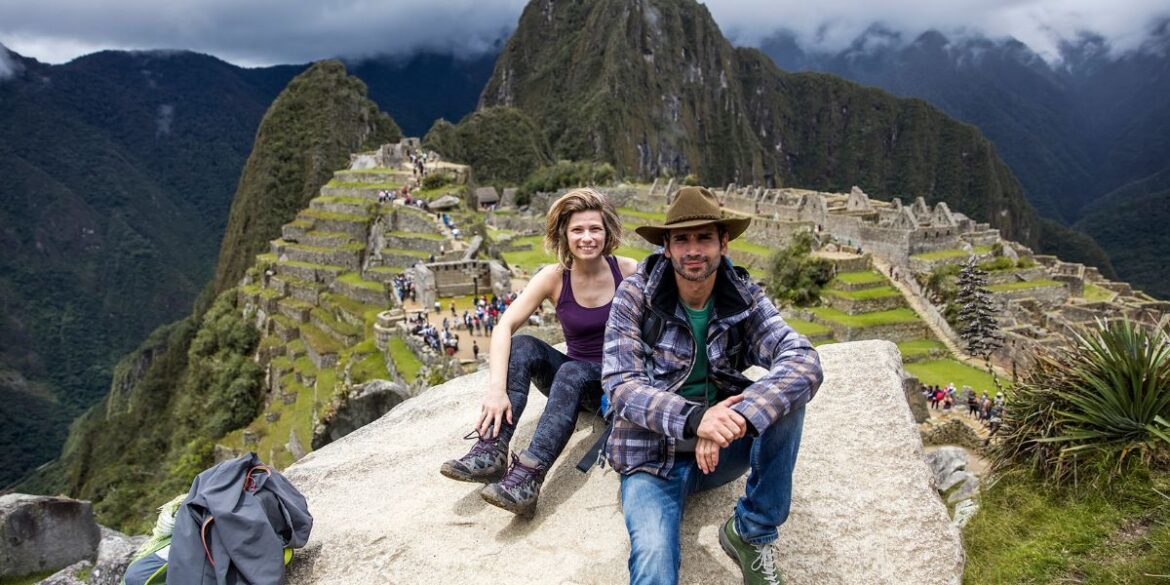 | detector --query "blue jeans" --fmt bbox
[620,405,806,585]
[500,335,602,467]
